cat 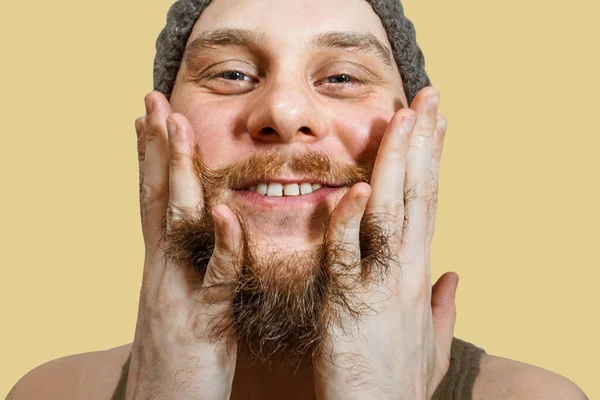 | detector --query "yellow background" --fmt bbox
[1,0,598,398]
